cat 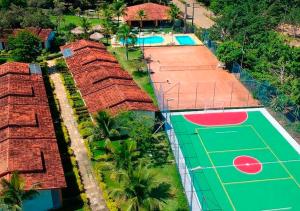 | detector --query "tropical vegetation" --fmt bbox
[203,0,300,118]
[0,172,39,210]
